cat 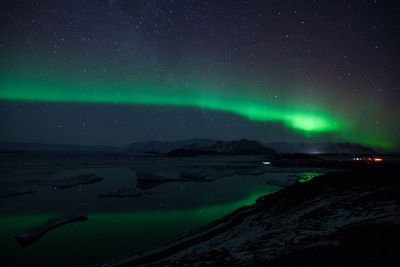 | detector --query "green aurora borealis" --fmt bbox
[1,2,400,267]
[1,0,399,150]
[0,70,394,149]
[0,74,338,132]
